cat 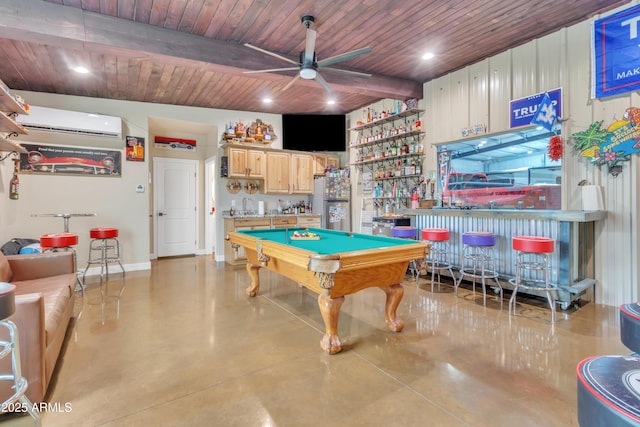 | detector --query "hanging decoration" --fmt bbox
[548,135,563,161]
[570,107,640,176]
